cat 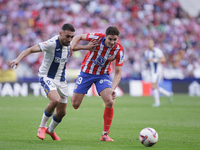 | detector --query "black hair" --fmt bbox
[106,26,120,36]
[61,23,75,32]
